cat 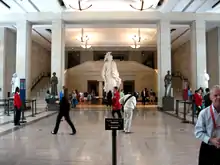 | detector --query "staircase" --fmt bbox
[172,71,189,99]
[31,72,51,109]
